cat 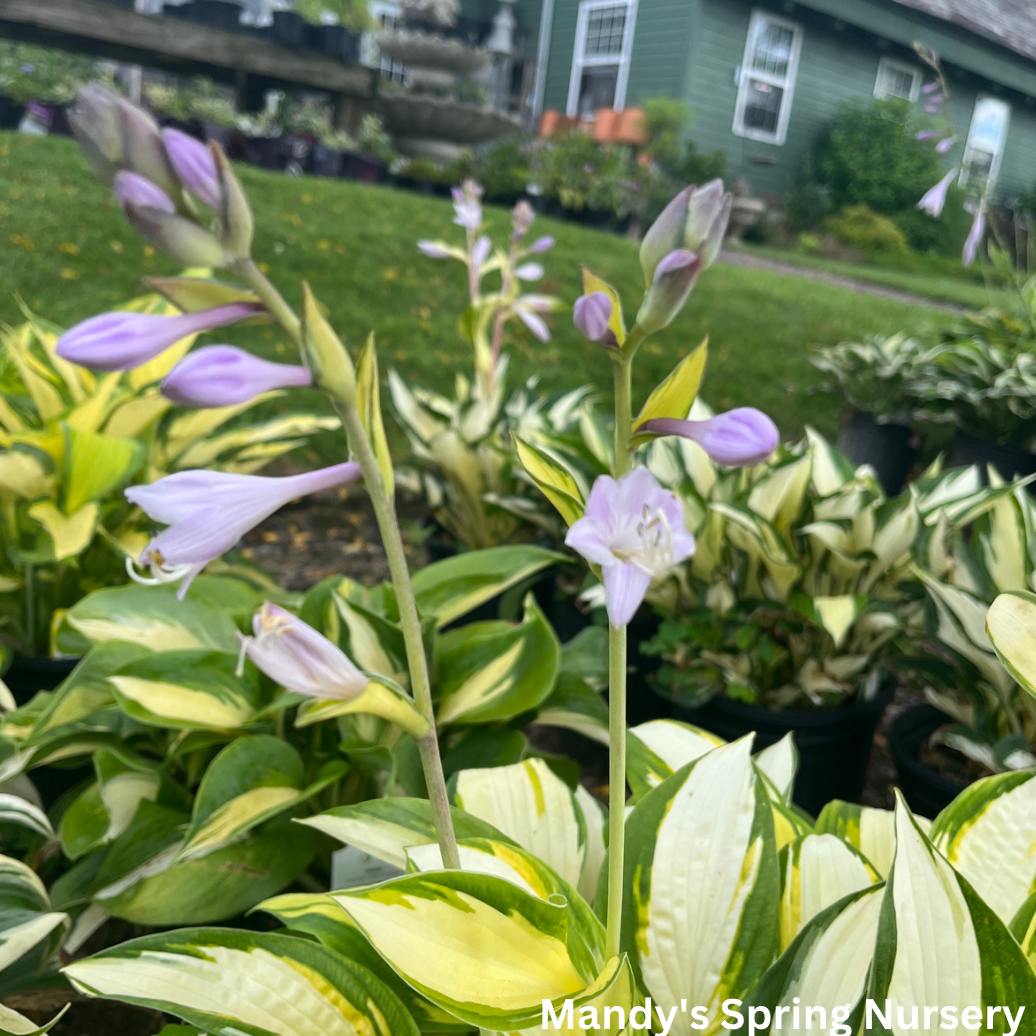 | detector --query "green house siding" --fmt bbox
[537,0,1036,201]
